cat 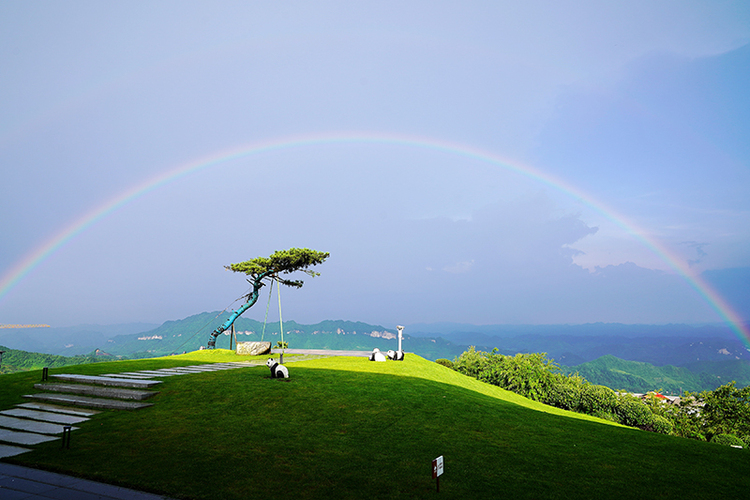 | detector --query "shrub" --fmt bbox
[478,352,561,402]
[578,384,618,415]
[646,414,674,435]
[435,359,454,369]
[544,374,585,410]
[614,394,654,429]
[710,433,745,448]
[452,346,488,378]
